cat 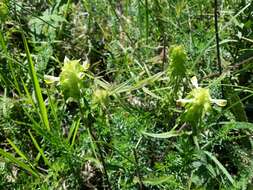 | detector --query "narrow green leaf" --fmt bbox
[21,79,36,110]
[141,130,192,139]
[7,139,29,161]
[46,88,60,129]
[28,130,50,167]
[221,122,253,132]
[22,33,50,131]
[70,118,81,147]
[142,87,162,99]
[0,148,39,177]
[132,72,164,91]
[204,151,234,184]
